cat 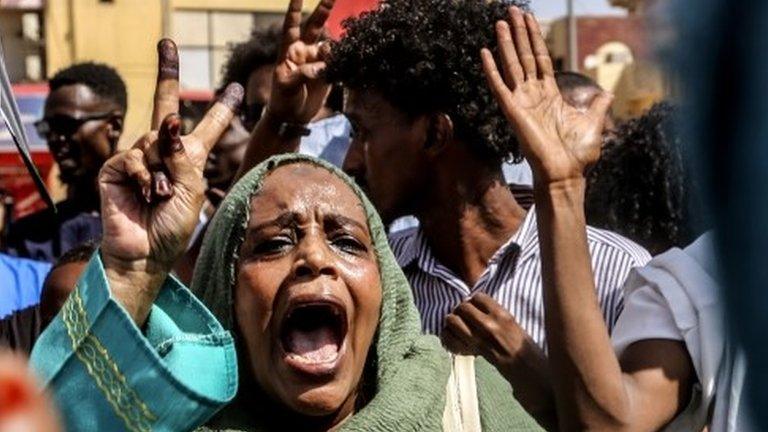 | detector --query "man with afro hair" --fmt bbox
[237,2,650,421]
[8,62,126,262]
[325,0,648,342]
